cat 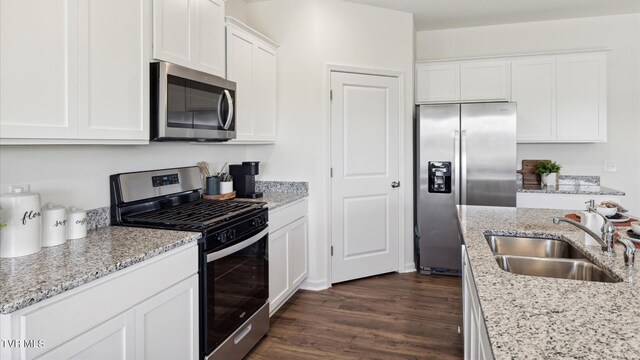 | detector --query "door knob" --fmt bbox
[391,181,400,188]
